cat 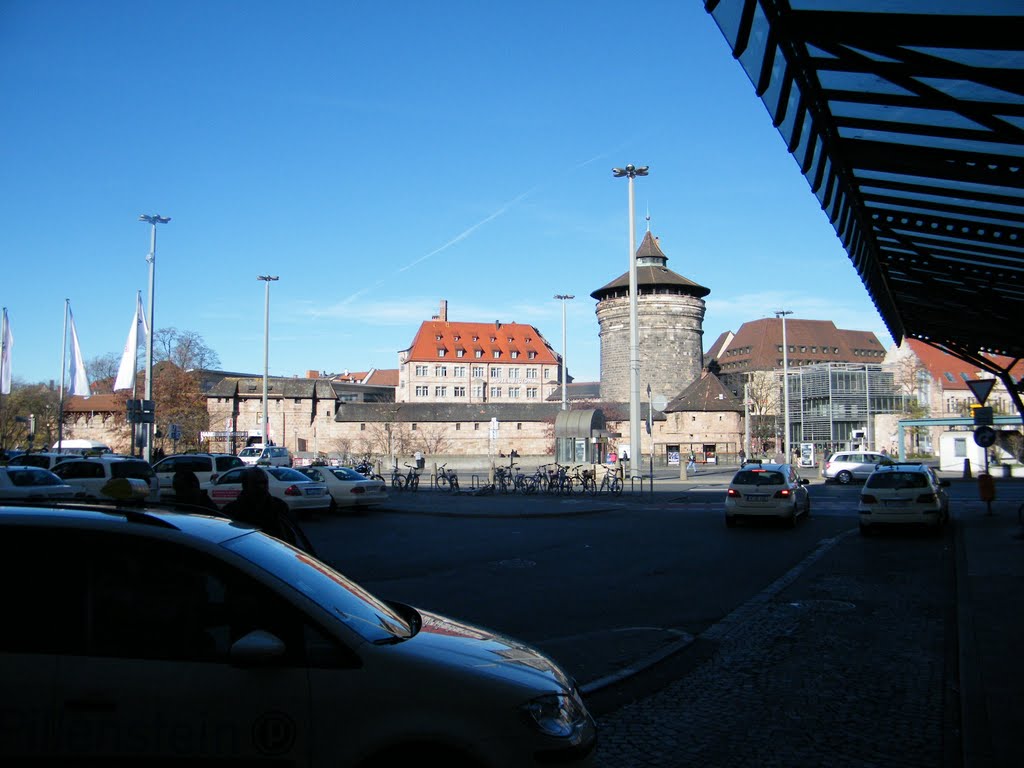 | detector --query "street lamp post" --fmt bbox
[138,214,170,463]
[258,275,279,446]
[554,294,574,411]
[775,310,793,462]
[612,164,648,477]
